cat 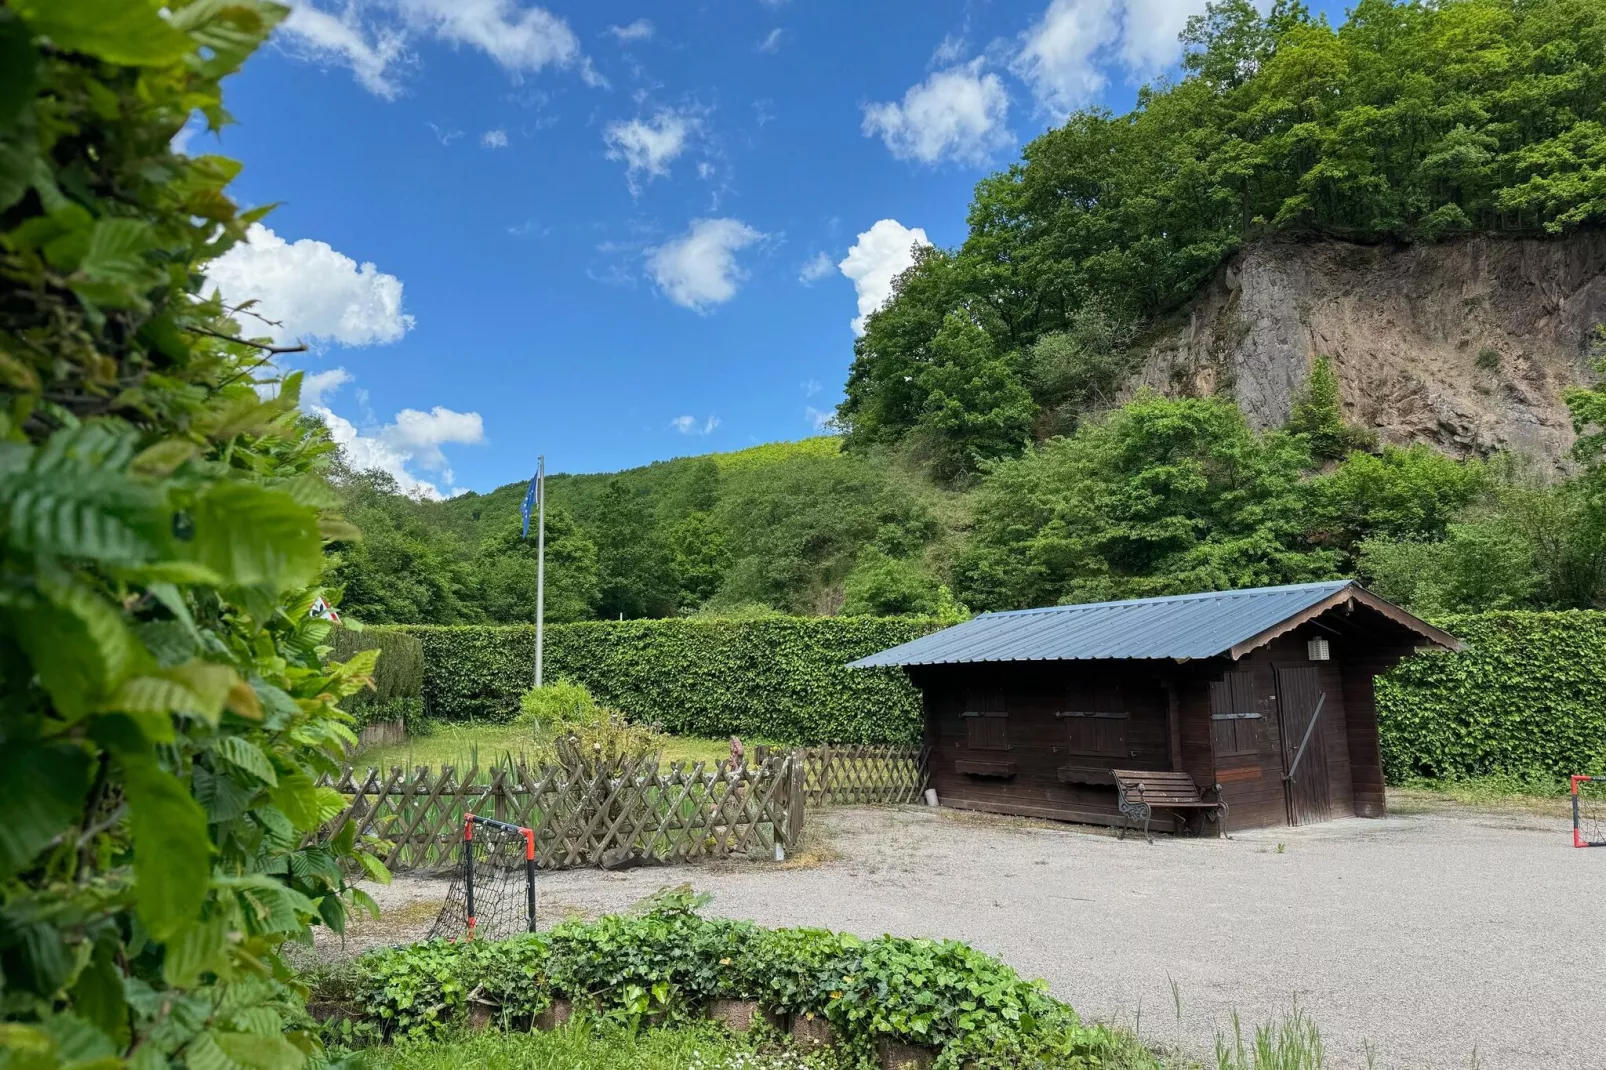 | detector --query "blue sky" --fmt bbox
[200,0,1346,497]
